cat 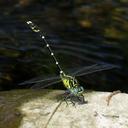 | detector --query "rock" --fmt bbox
[0,89,128,128]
